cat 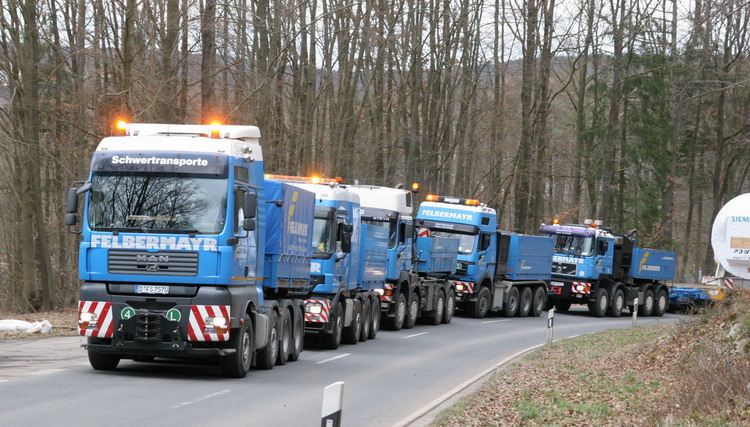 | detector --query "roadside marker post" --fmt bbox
[632,297,639,327]
[321,381,345,427]
[546,308,554,345]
